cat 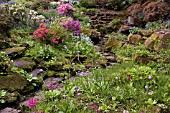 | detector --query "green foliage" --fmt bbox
[104,0,137,10]
[135,49,150,57]
[129,27,140,34]
[31,0,50,10]
[108,18,121,30]
[0,90,7,103]
[15,0,32,7]
[28,61,170,112]
[0,5,13,37]
[79,0,97,8]
[0,52,12,75]
[145,21,162,30]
